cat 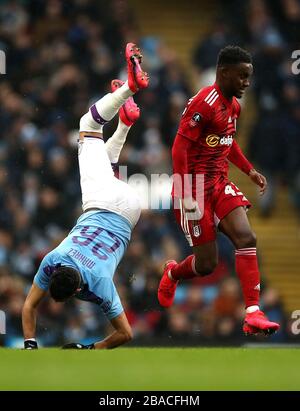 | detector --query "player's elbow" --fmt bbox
[172,141,188,180]
[172,133,186,153]
[22,299,35,315]
[120,329,133,344]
